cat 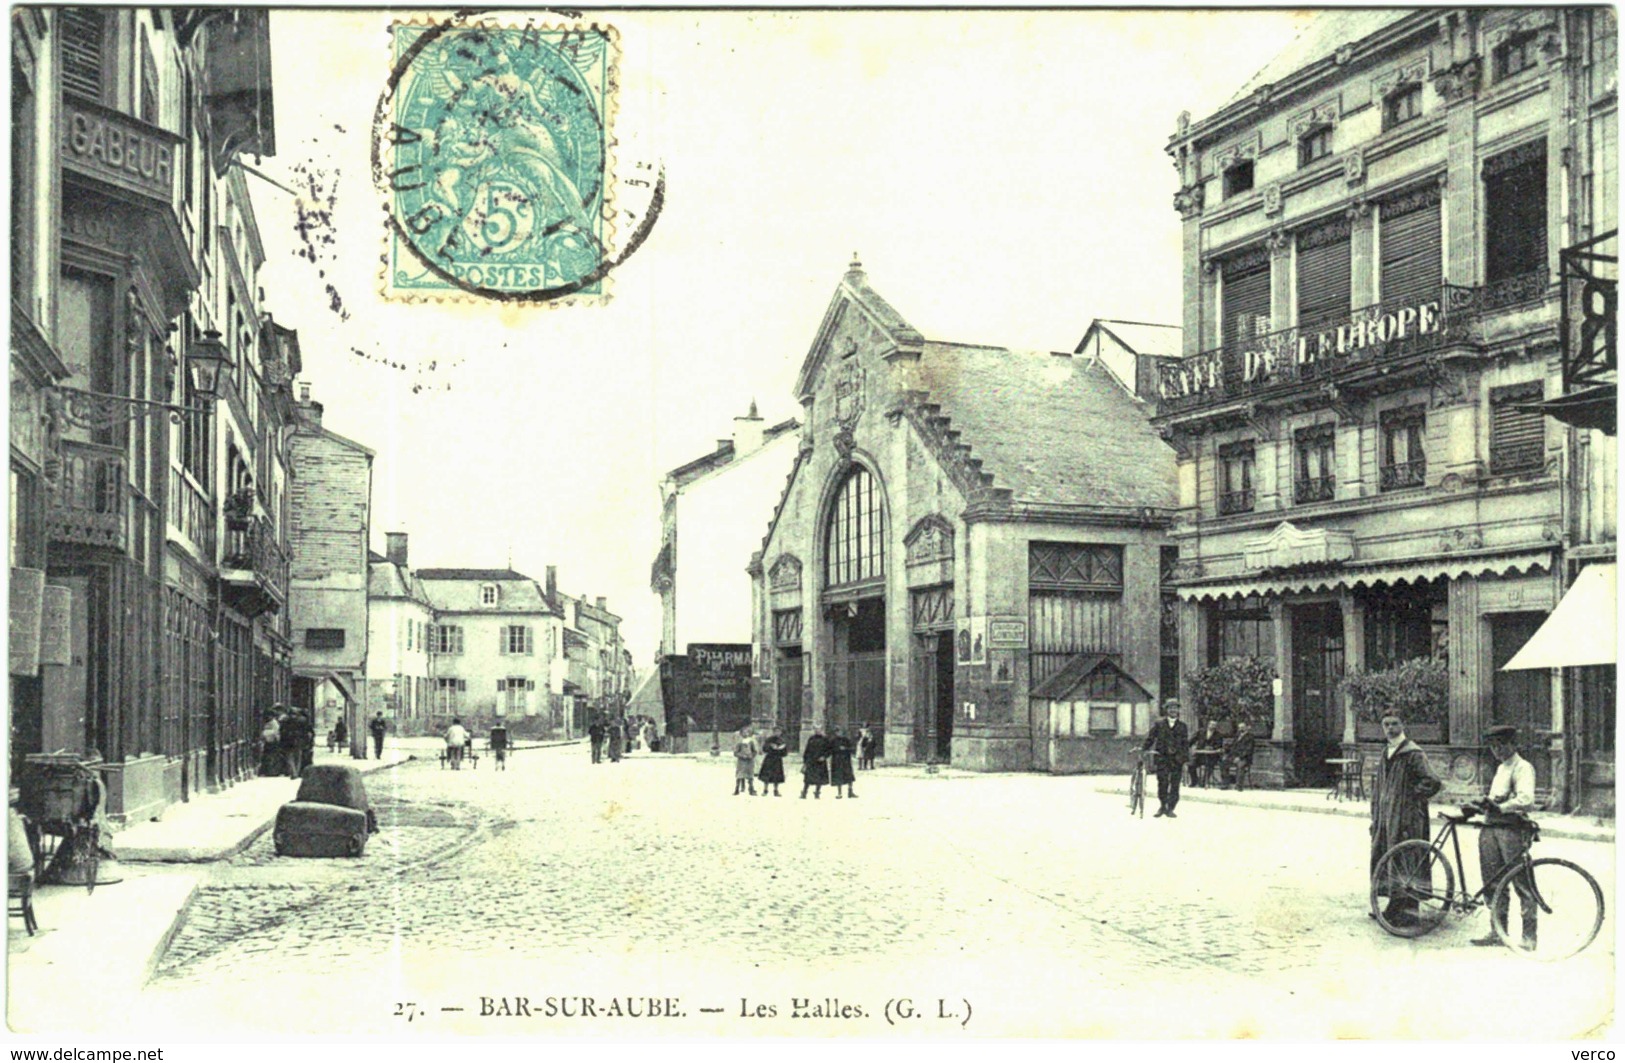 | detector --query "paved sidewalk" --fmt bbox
[1079,774,1615,844]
